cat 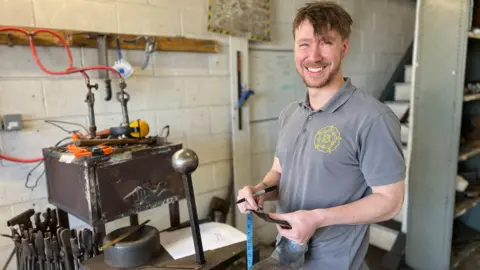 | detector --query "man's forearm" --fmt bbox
[253,169,281,201]
[312,192,403,228]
